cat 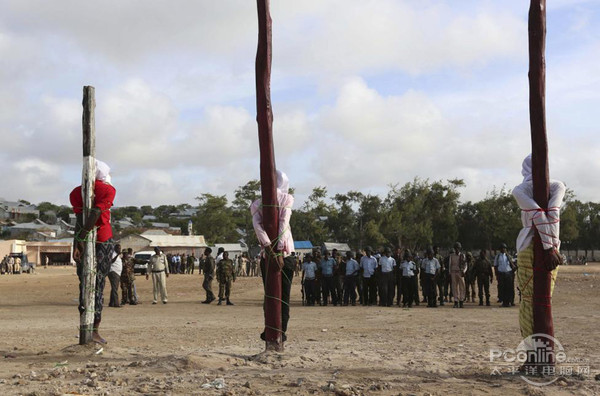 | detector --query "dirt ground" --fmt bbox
[0,263,598,396]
